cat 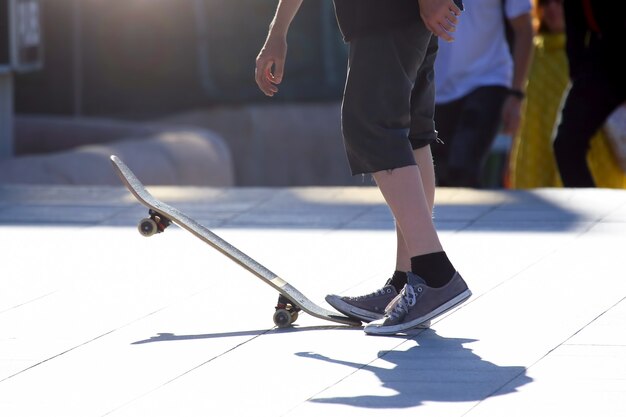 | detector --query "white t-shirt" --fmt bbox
[434,0,532,104]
